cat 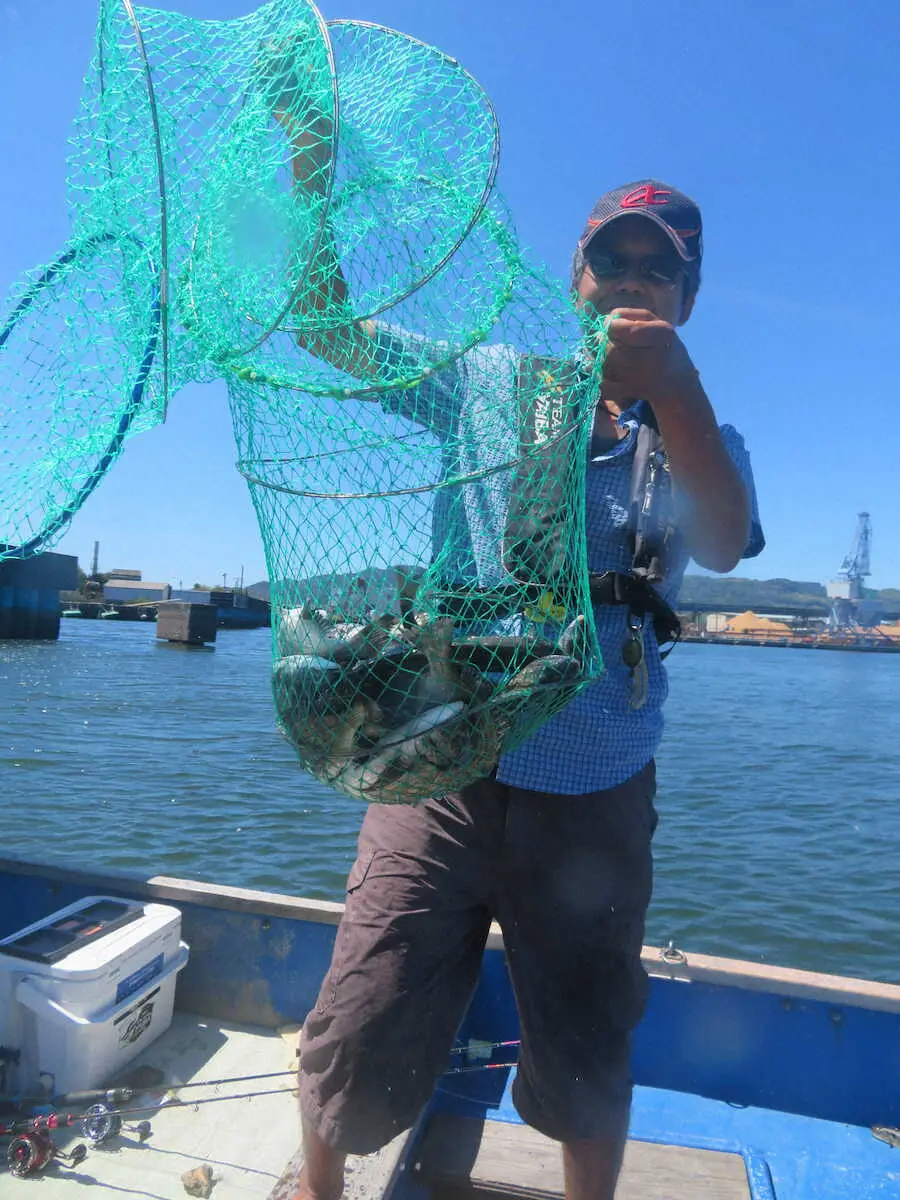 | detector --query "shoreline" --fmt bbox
[681,635,900,653]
